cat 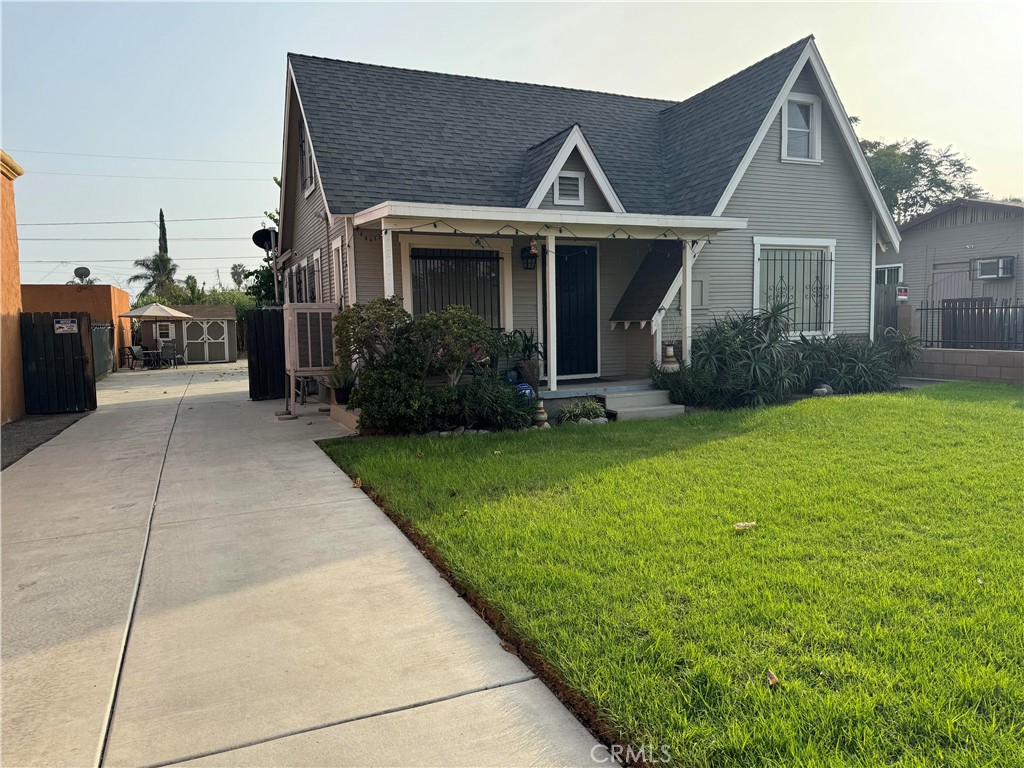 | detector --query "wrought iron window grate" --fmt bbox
[410,248,501,328]
[759,247,833,334]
